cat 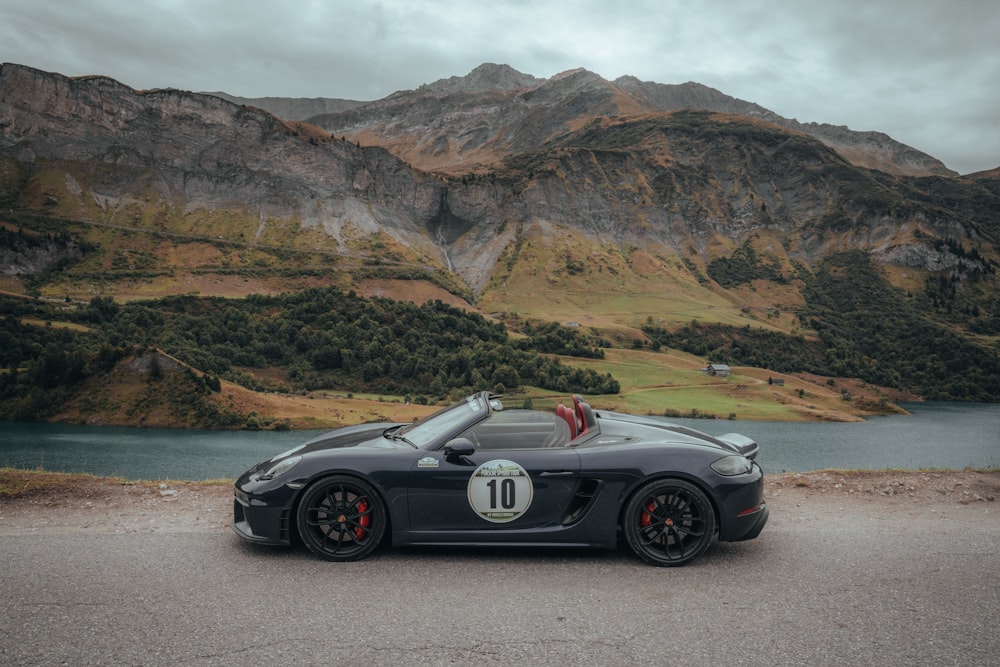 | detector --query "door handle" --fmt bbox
[540,471,574,477]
